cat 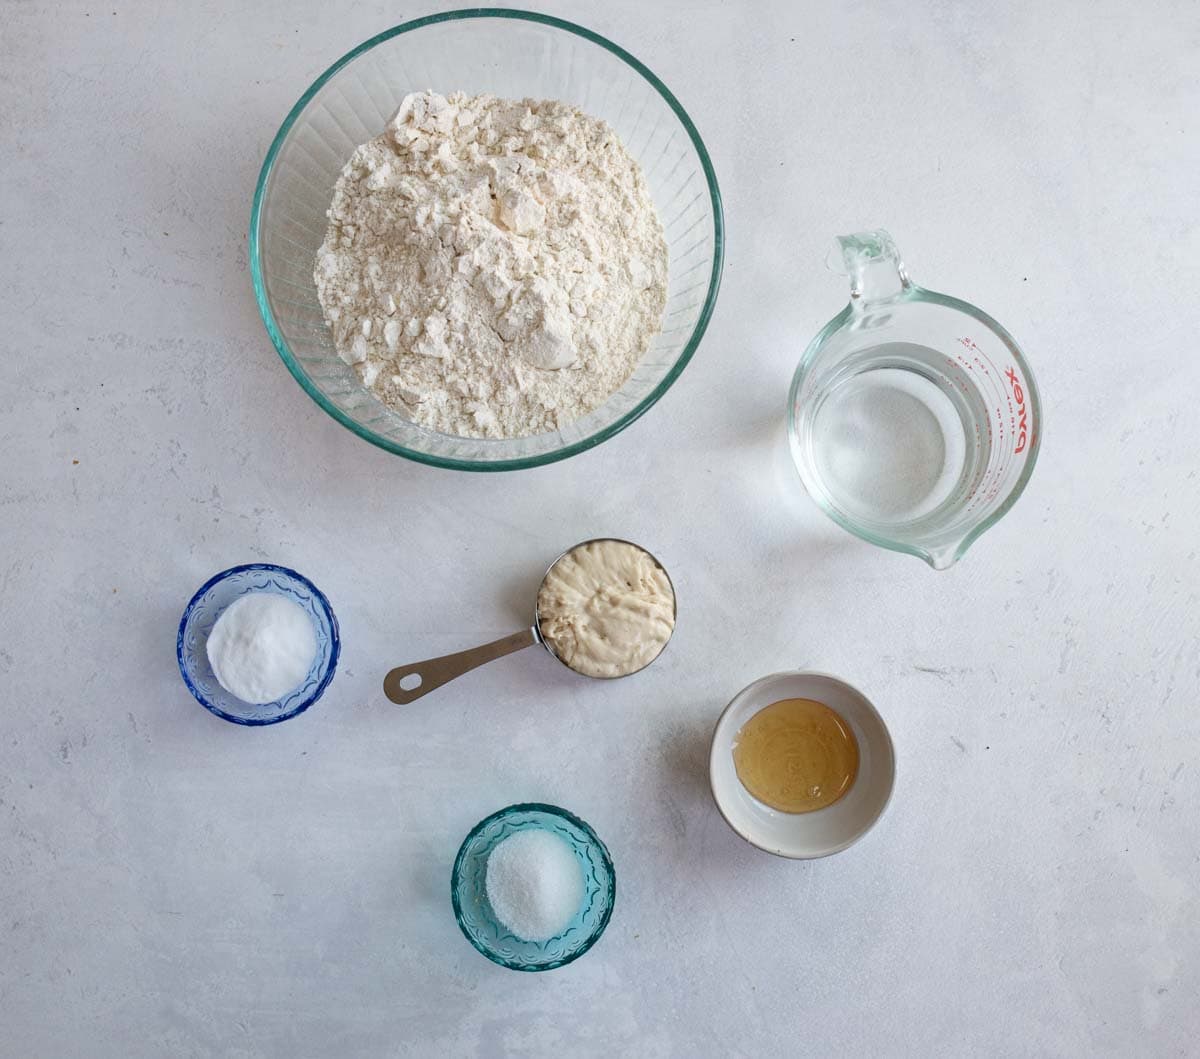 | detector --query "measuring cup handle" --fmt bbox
[837,230,911,304]
[383,628,539,704]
